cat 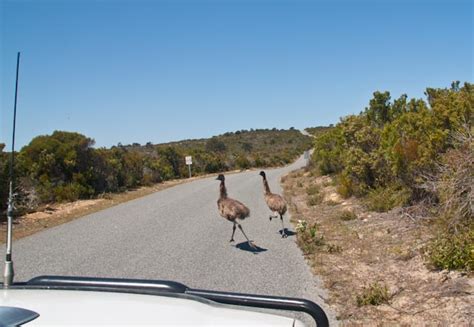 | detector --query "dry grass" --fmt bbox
[282,169,474,325]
